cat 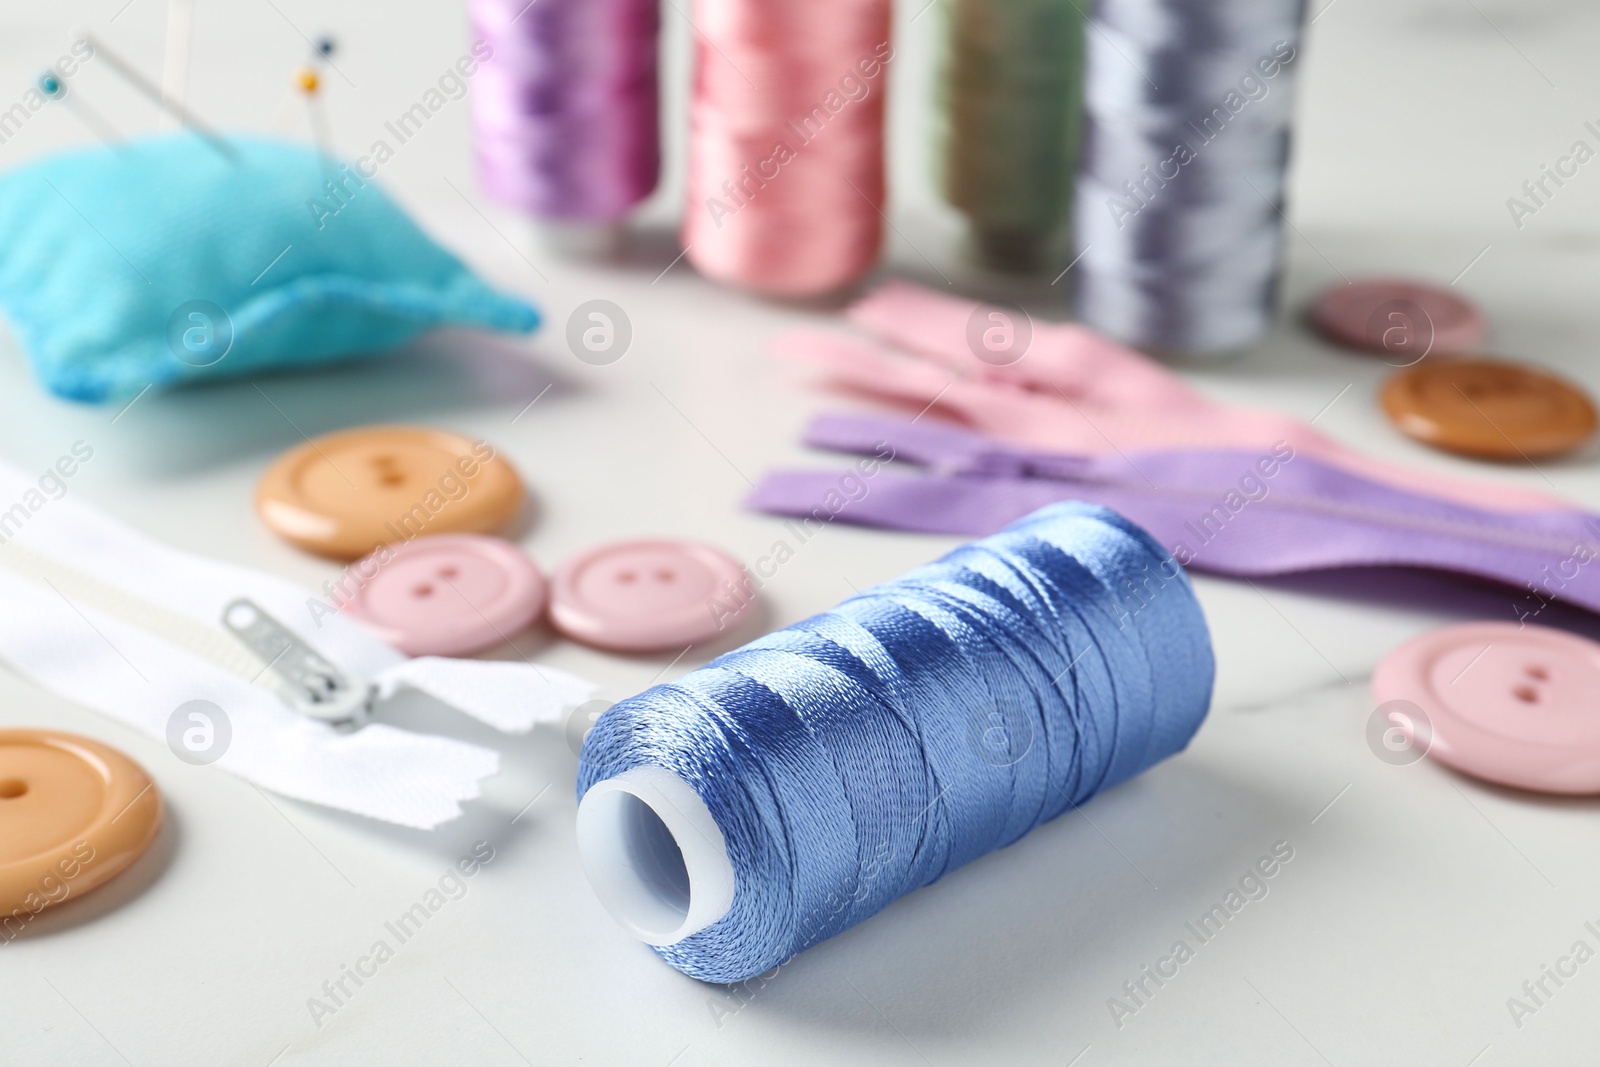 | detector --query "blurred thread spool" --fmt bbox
[940,0,1086,274]
[1071,0,1306,355]
[682,0,892,297]
[468,0,660,253]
